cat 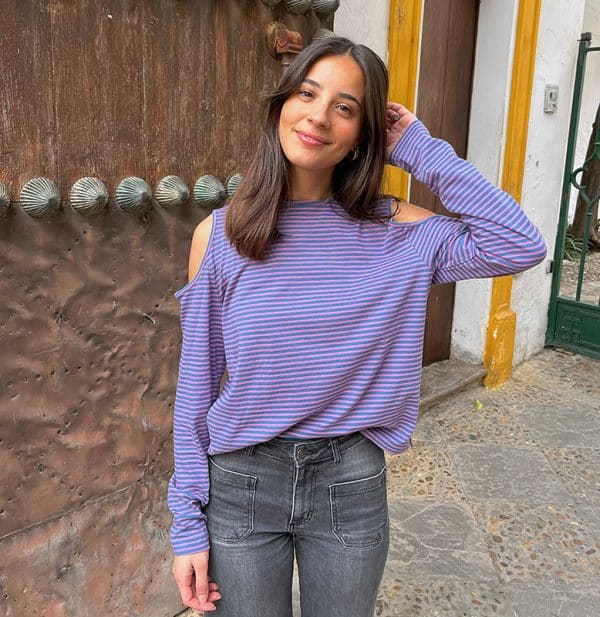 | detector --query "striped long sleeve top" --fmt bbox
[167,120,547,555]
